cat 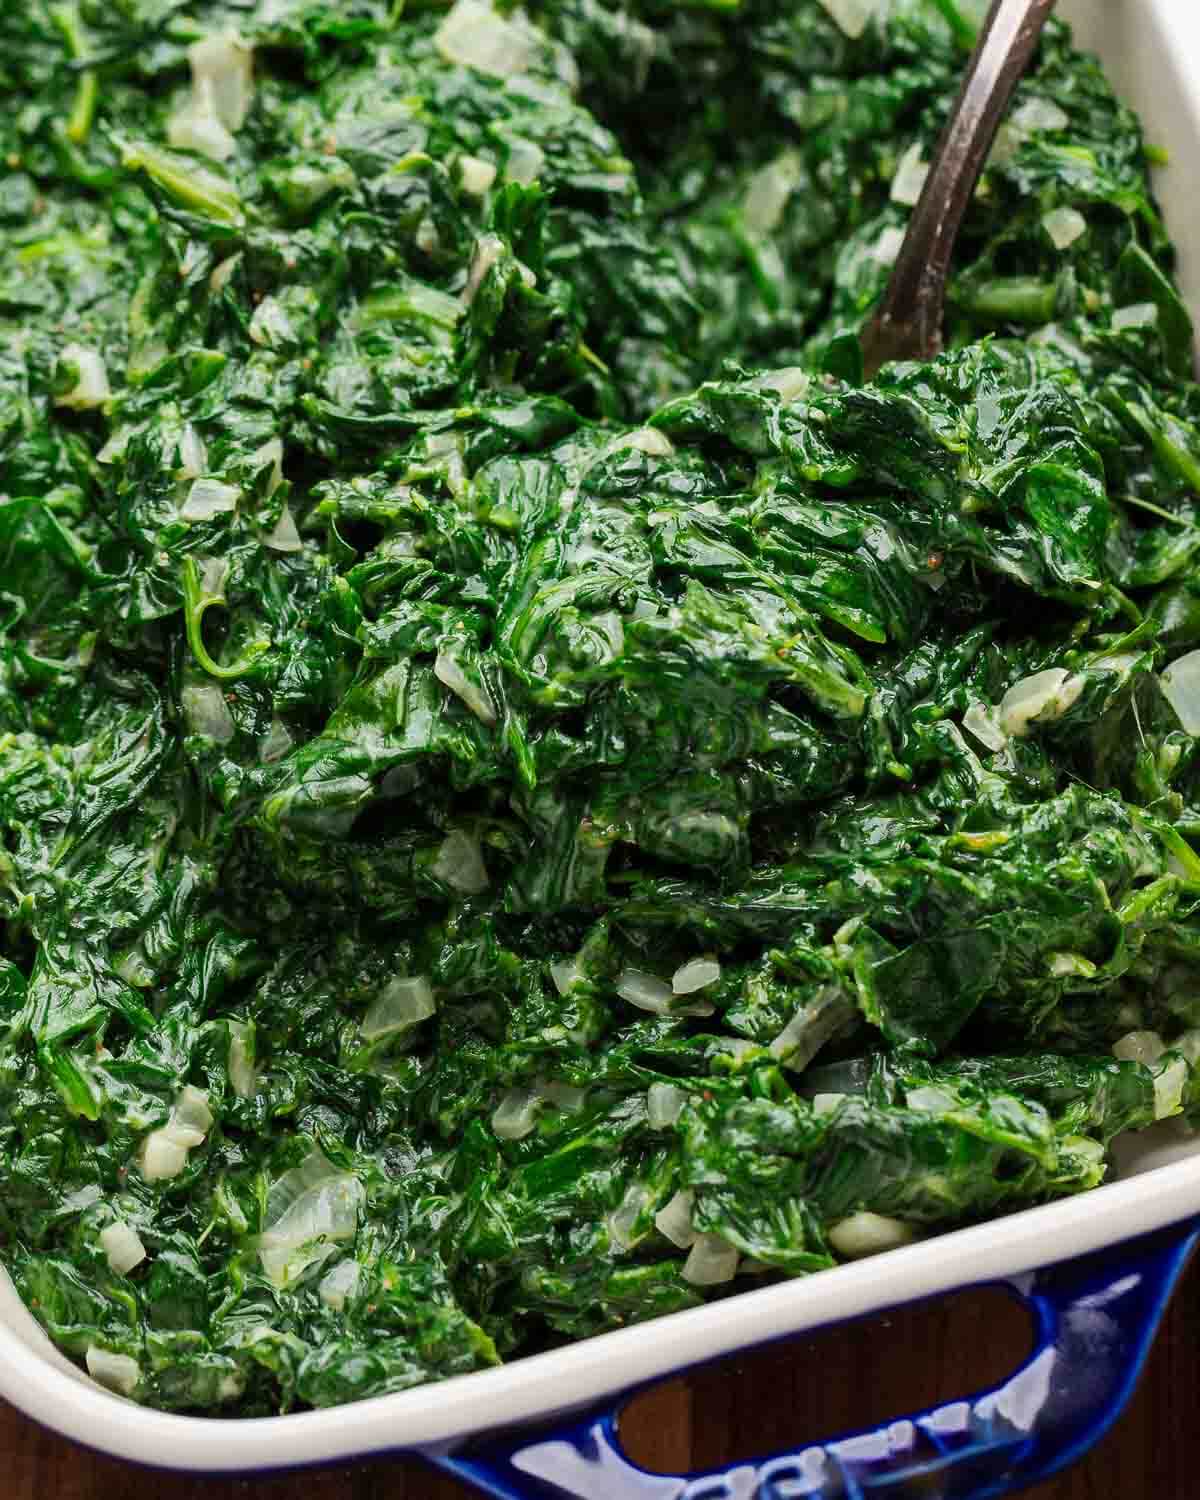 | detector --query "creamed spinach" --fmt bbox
[3,0,1200,1413]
